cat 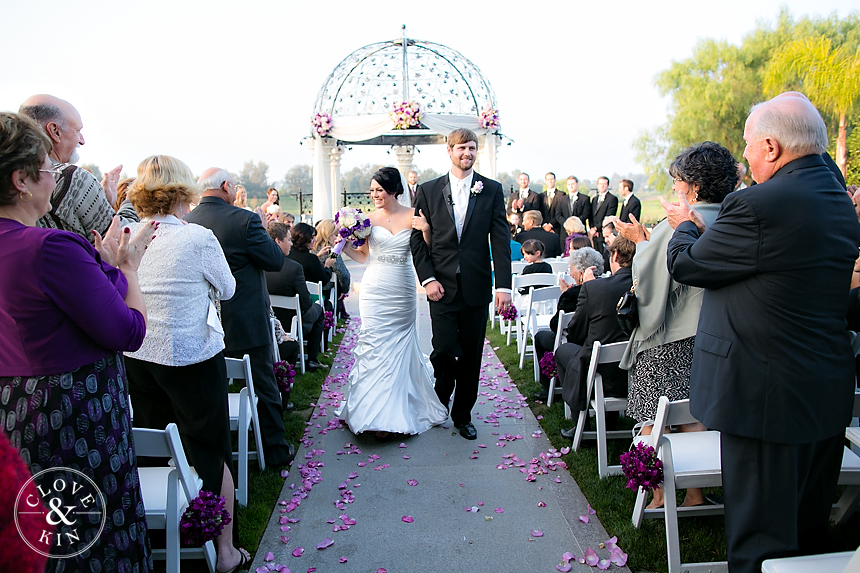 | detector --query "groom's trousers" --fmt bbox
[428,276,489,427]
